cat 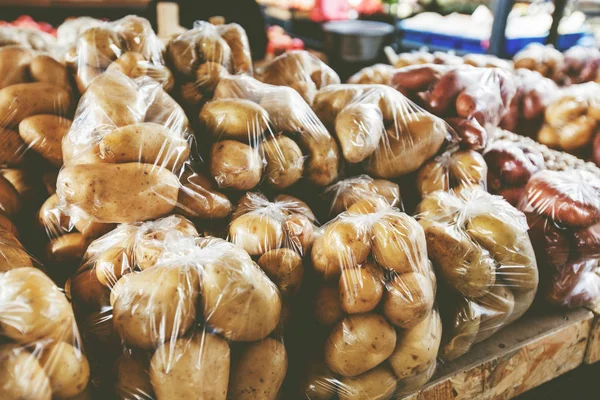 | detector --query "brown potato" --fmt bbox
[210,140,262,190]
[474,284,515,342]
[314,284,344,325]
[70,268,111,311]
[439,296,481,361]
[282,213,315,255]
[417,158,449,196]
[196,61,229,91]
[0,46,35,90]
[313,86,363,127]
[115,351,154,400]
[38,194,69,234]
[150,333,229,400]
[39,341,90,398]
[176,170,232,219]
[382,272,434,328]
[94,246,132,288]
[263,135,304,189]
[450,150,487,187]
[304,361,336,400]
[335,103,383,163]
[0,174,20,216]
[0,344,52,400]
[0,127,27,166]
[0,229,32,272]
[29,55,70,90]
[18,115,71,167]
[44,232,88,266]
[200,99,268,143]
[297,129,340,186]
[339,262,384,314]
[258,248,304,296]
[0,82,71,128]
[78,27,123,68]
[338,365,397,400]
[0,212,17,237]
[228,338,287,400]
[312,220,370,275]
[167,37,200,78]
[325,313,396,377]
[229,212,283,256]
[106,52,147,77]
